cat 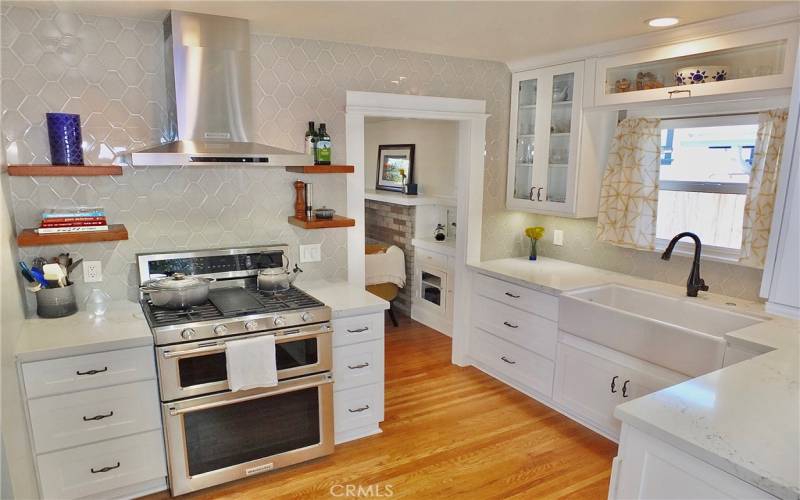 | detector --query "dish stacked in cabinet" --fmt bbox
[332,311,385,443]
[19,346,166,499]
